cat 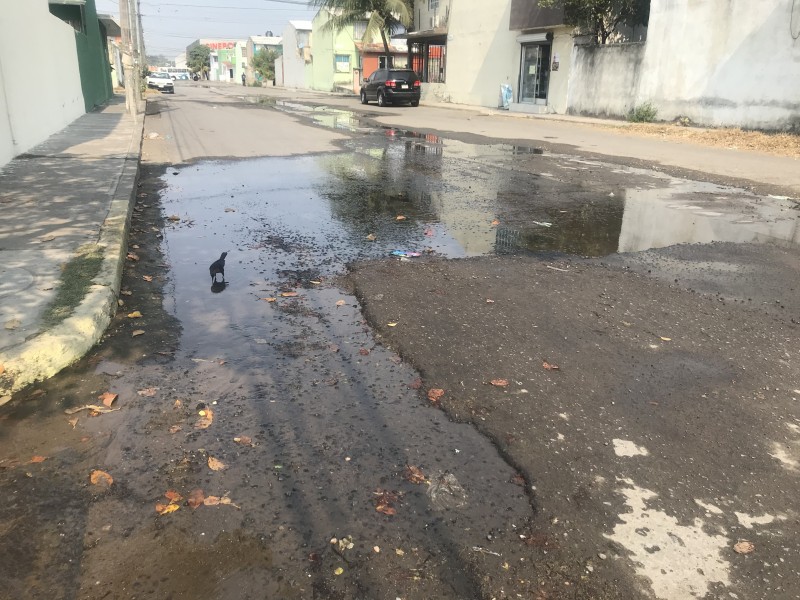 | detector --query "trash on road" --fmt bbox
[427,472,467,510]
[391,250,421,258]
[403,465,427,484]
